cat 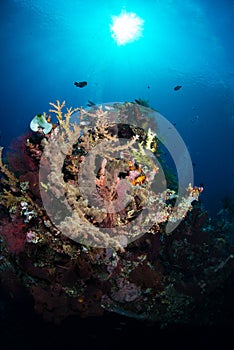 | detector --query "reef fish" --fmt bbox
[174,85,182,91]
[74,81,87,88]
[86,100,96,107]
